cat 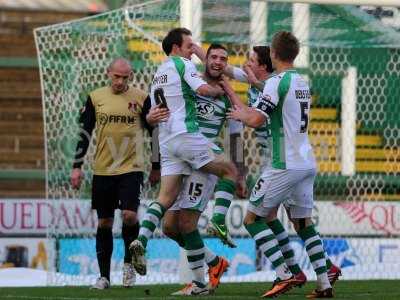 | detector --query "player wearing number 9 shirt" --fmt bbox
[130,28,238,295]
